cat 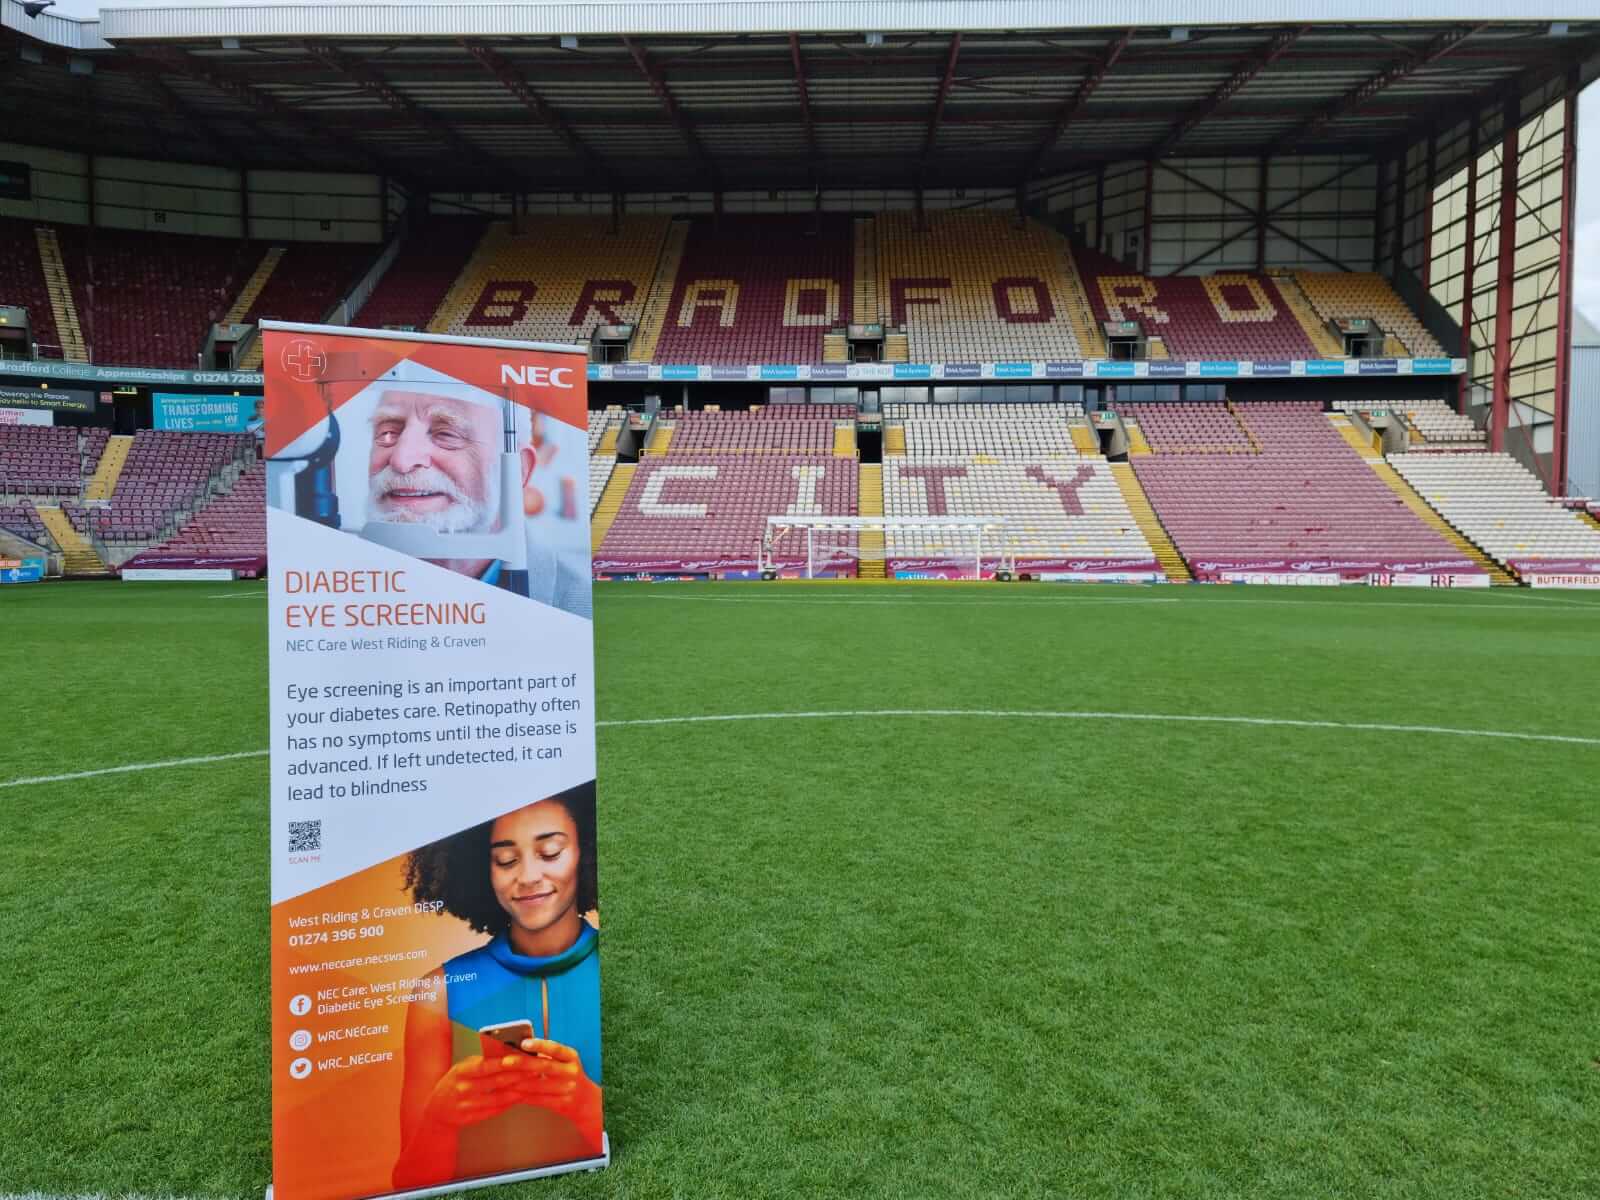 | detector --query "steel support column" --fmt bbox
[1389,156,1405,277]
[1094,165,1105,251]
[1490,95,1519,453]
[1458,118,1477,412]
[1551,69,1579,495]
[1141,159,1154,274]
[1421,130,1436,289]
[1255,156,1268,272]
